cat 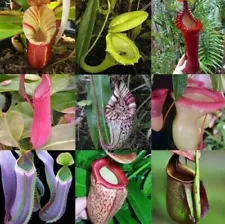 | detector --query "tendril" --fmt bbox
[80,8,148,73]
